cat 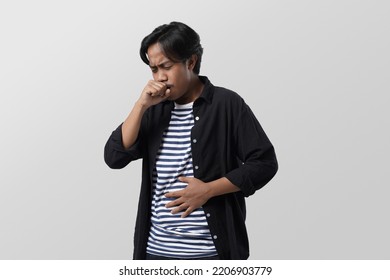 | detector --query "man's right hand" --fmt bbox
[121,80,170,149]
[138,80,171,109]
